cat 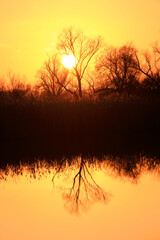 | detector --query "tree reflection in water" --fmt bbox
[0,152,160,214]
[52,156,109,215]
